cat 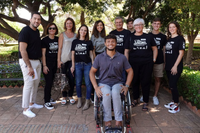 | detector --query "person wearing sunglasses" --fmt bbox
[41,23,59,110]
